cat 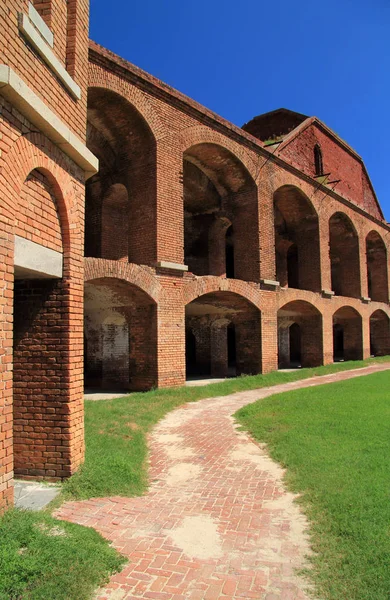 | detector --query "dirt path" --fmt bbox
[57,363,390,600]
